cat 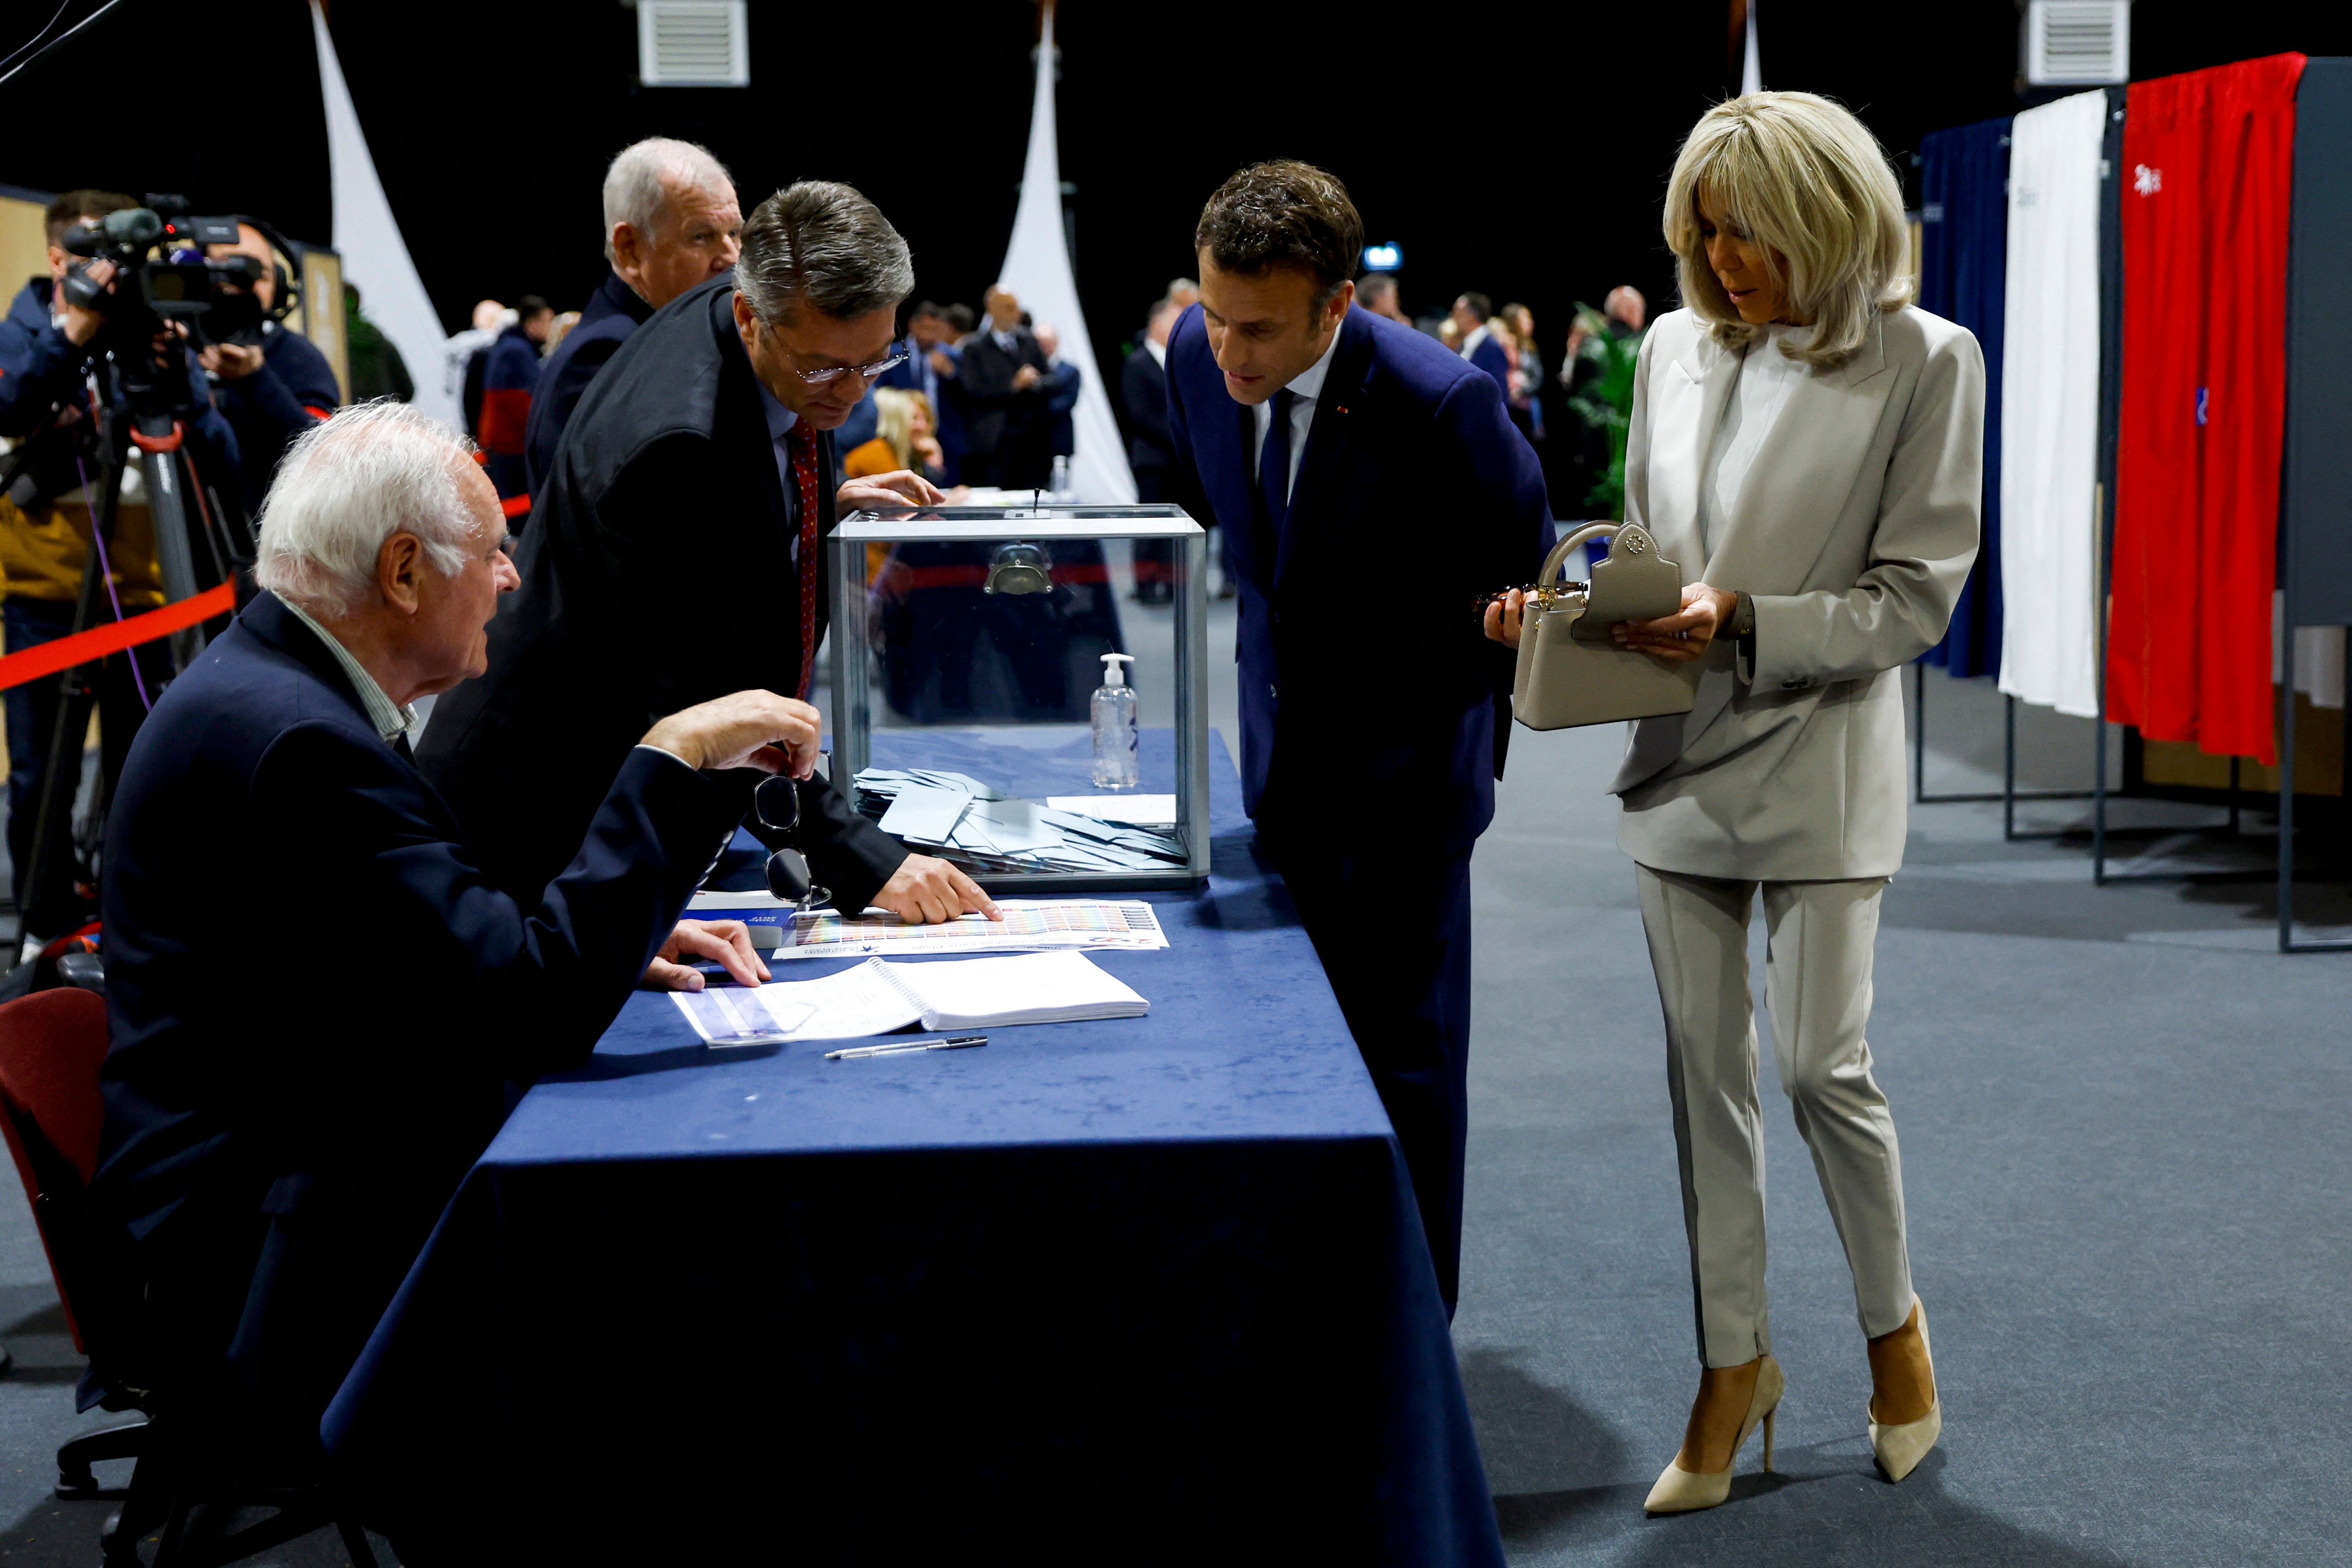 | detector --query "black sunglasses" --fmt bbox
[752,775,830,911]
